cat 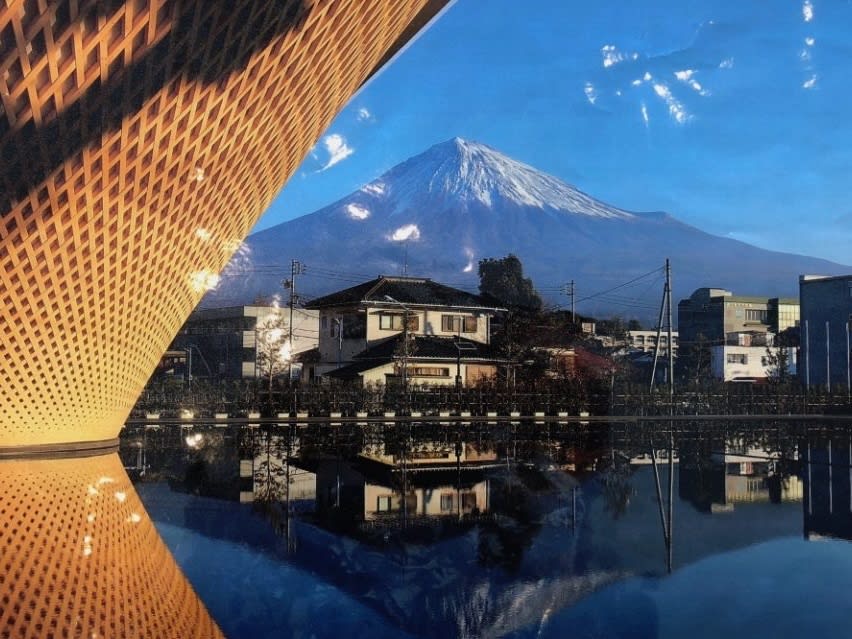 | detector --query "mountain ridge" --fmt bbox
[207,138,850,321]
